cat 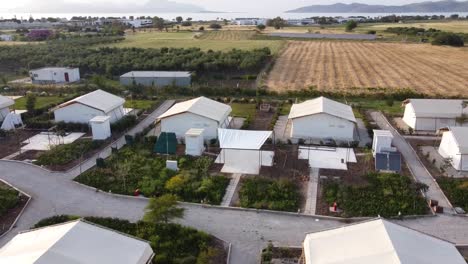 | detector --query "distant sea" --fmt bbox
[1,11,468,20]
